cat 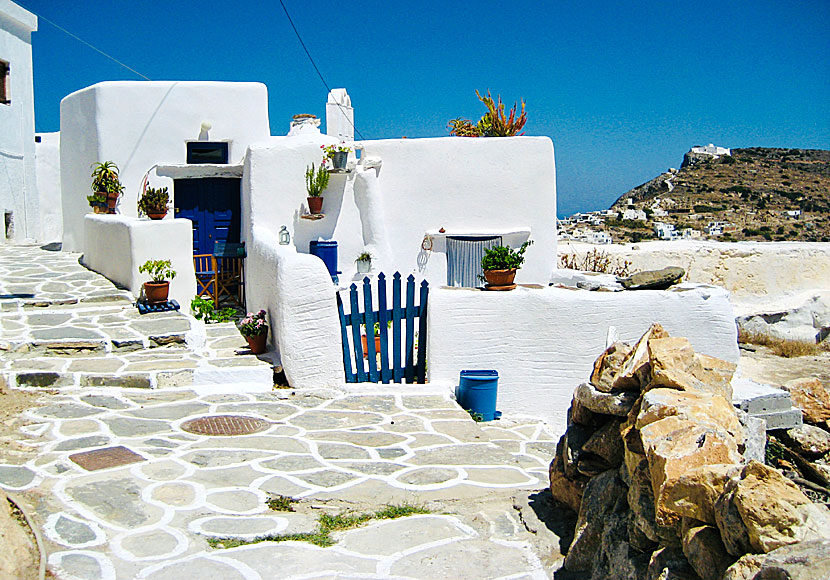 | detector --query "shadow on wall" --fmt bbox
[122,83,178,179]
[292,176,348,252]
